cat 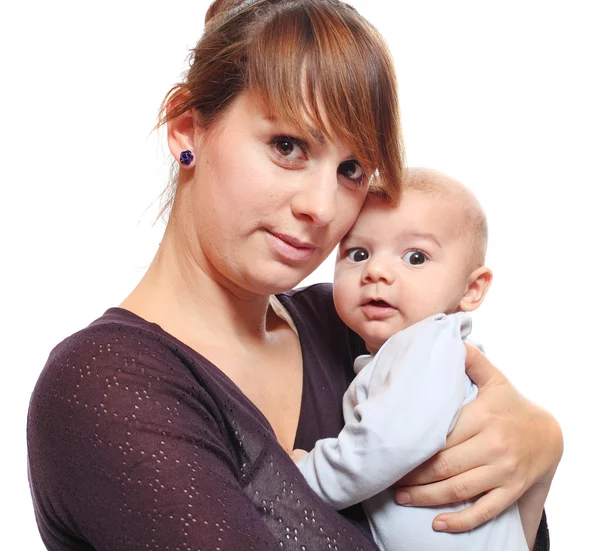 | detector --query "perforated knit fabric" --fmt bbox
[28,284,375,550]
[27,283,550,550]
